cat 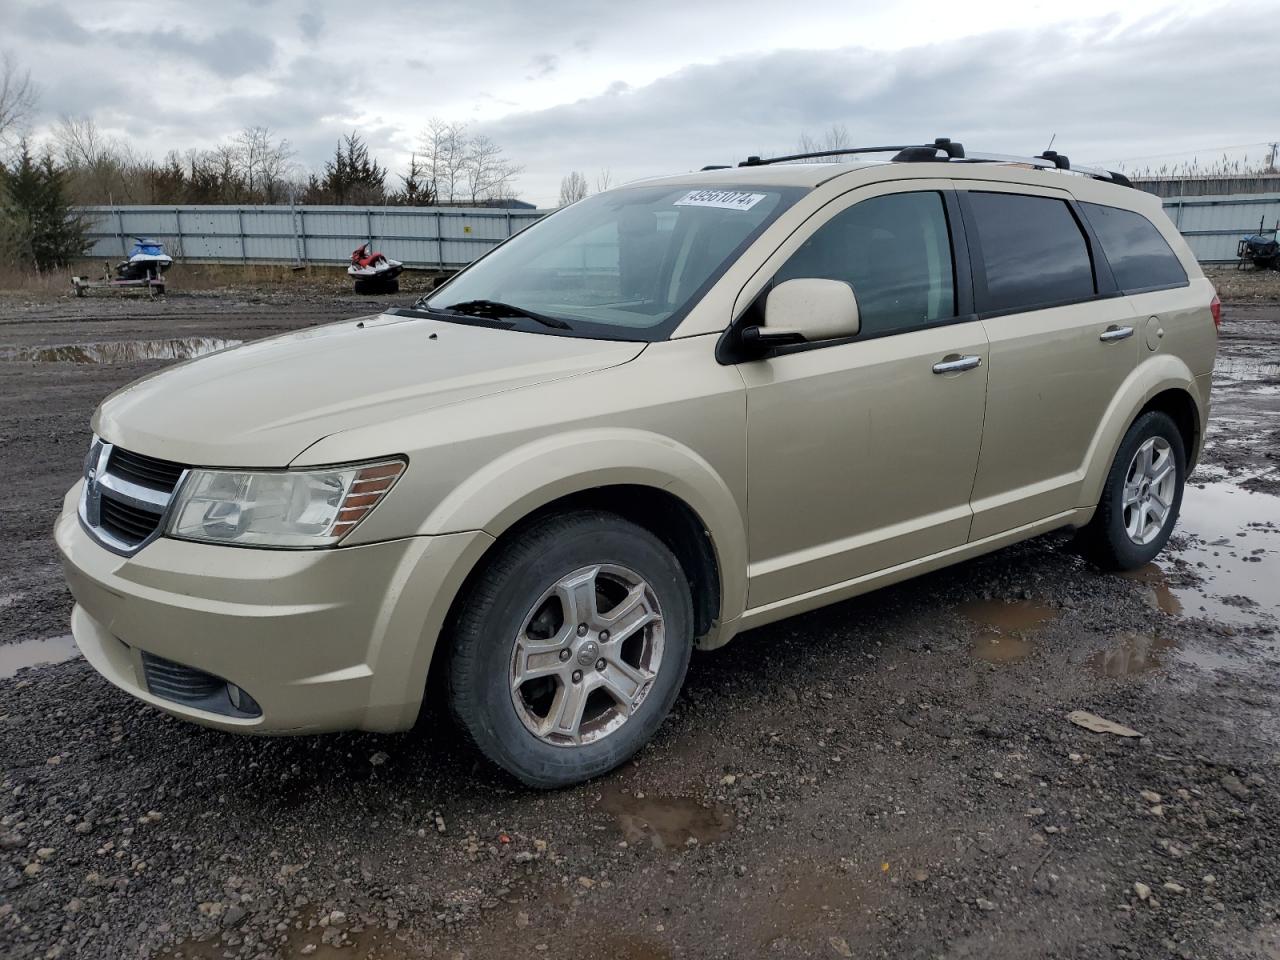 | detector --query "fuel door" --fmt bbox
[1142,315,1164,352]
